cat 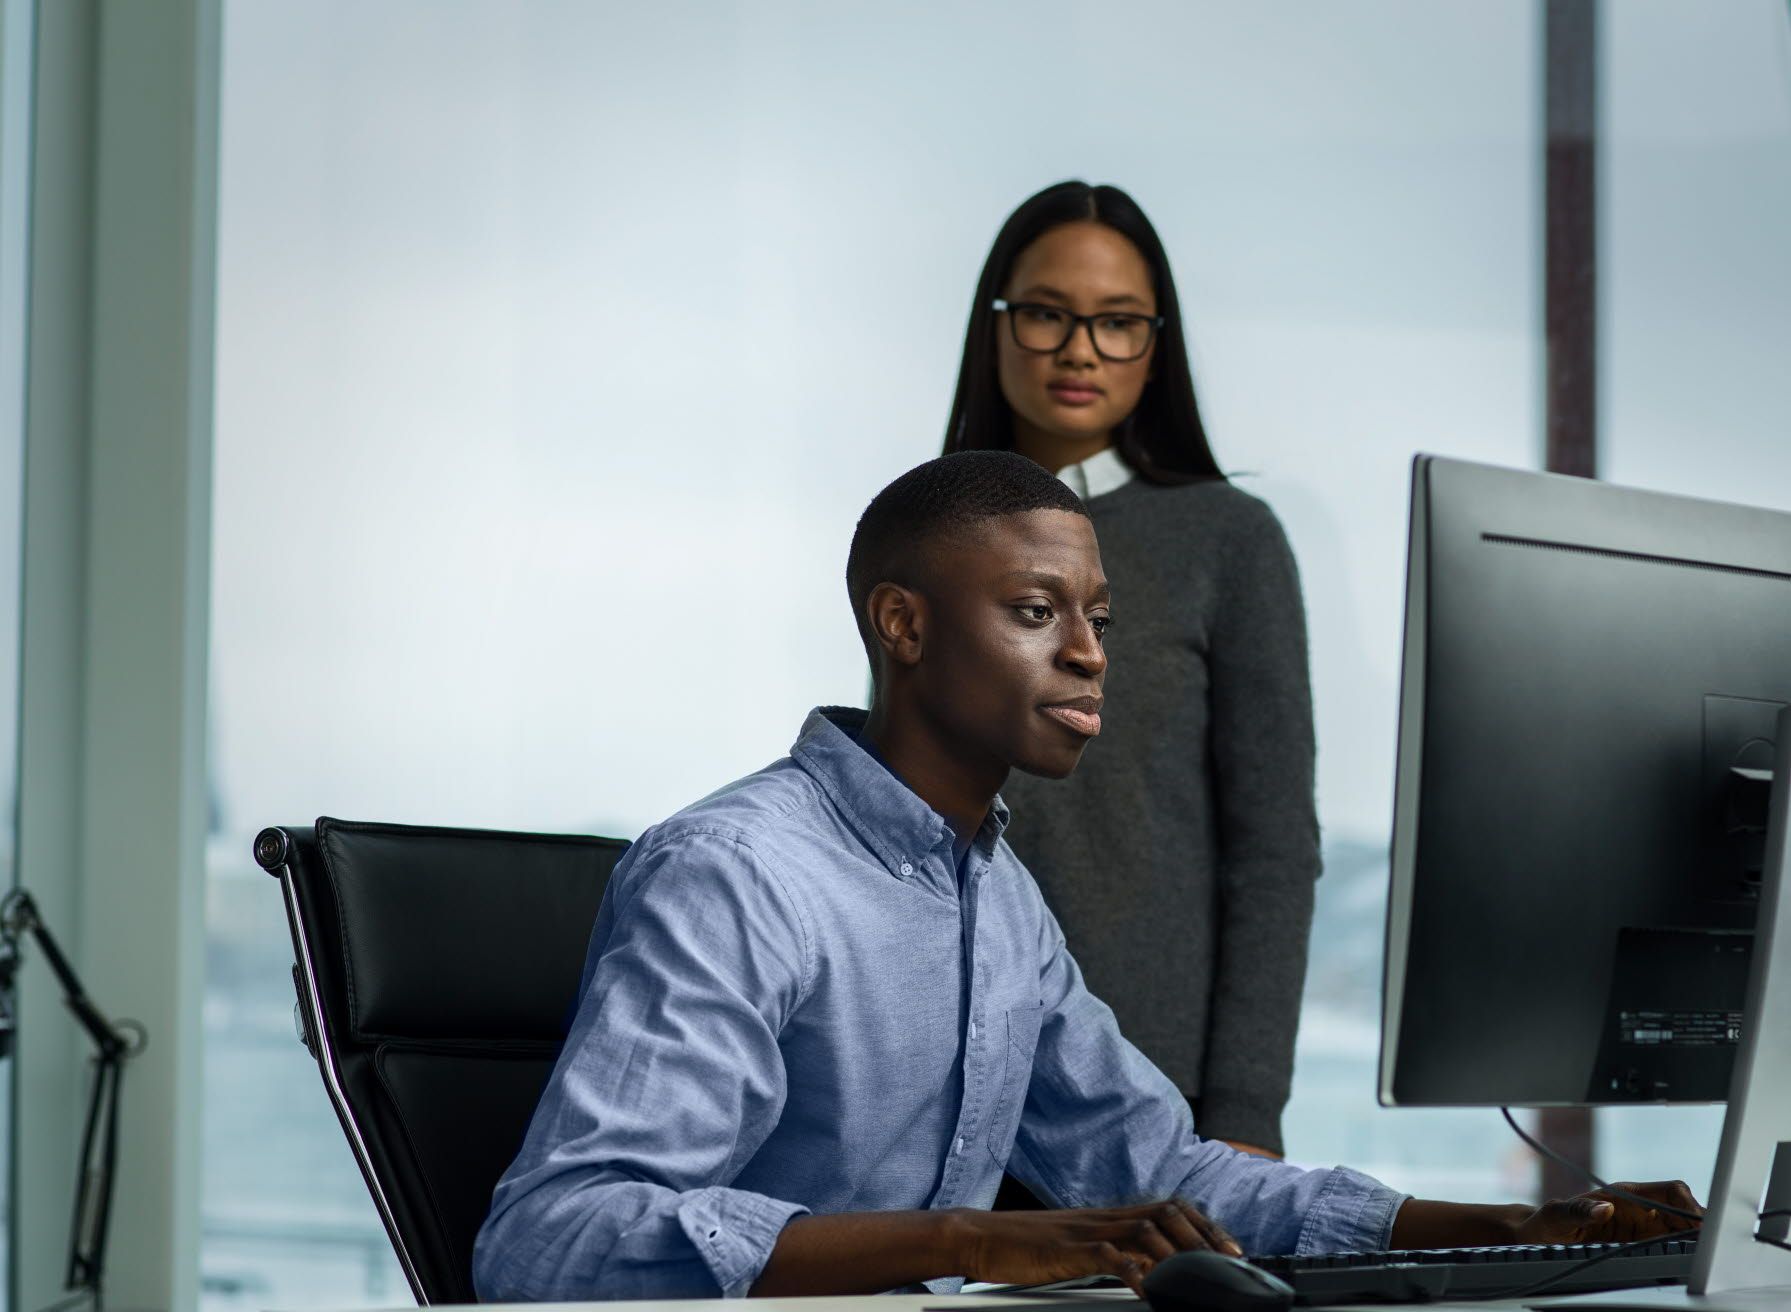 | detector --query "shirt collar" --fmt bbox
[790,707,1010,884]
[1055,444,1135,501]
